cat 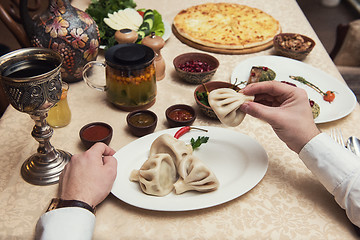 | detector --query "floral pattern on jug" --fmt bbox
[20,0,100,83]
